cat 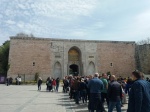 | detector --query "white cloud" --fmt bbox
[136,9,150,30]
[28,0,98,19]
[5,20,16,25]
[1,0,150,45]
[124,9,150,40]
[0,0,99,41]
[18,4,26,10]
